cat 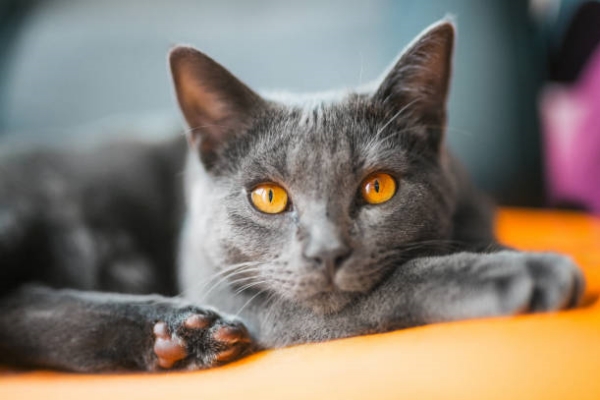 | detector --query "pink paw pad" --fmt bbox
[152,313,252,370]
